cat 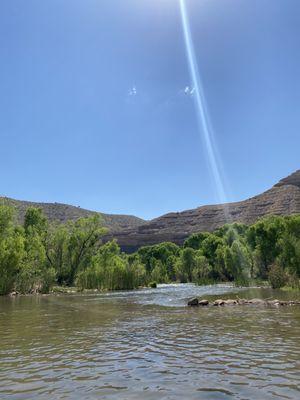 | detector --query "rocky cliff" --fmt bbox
[112,170,300,251]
